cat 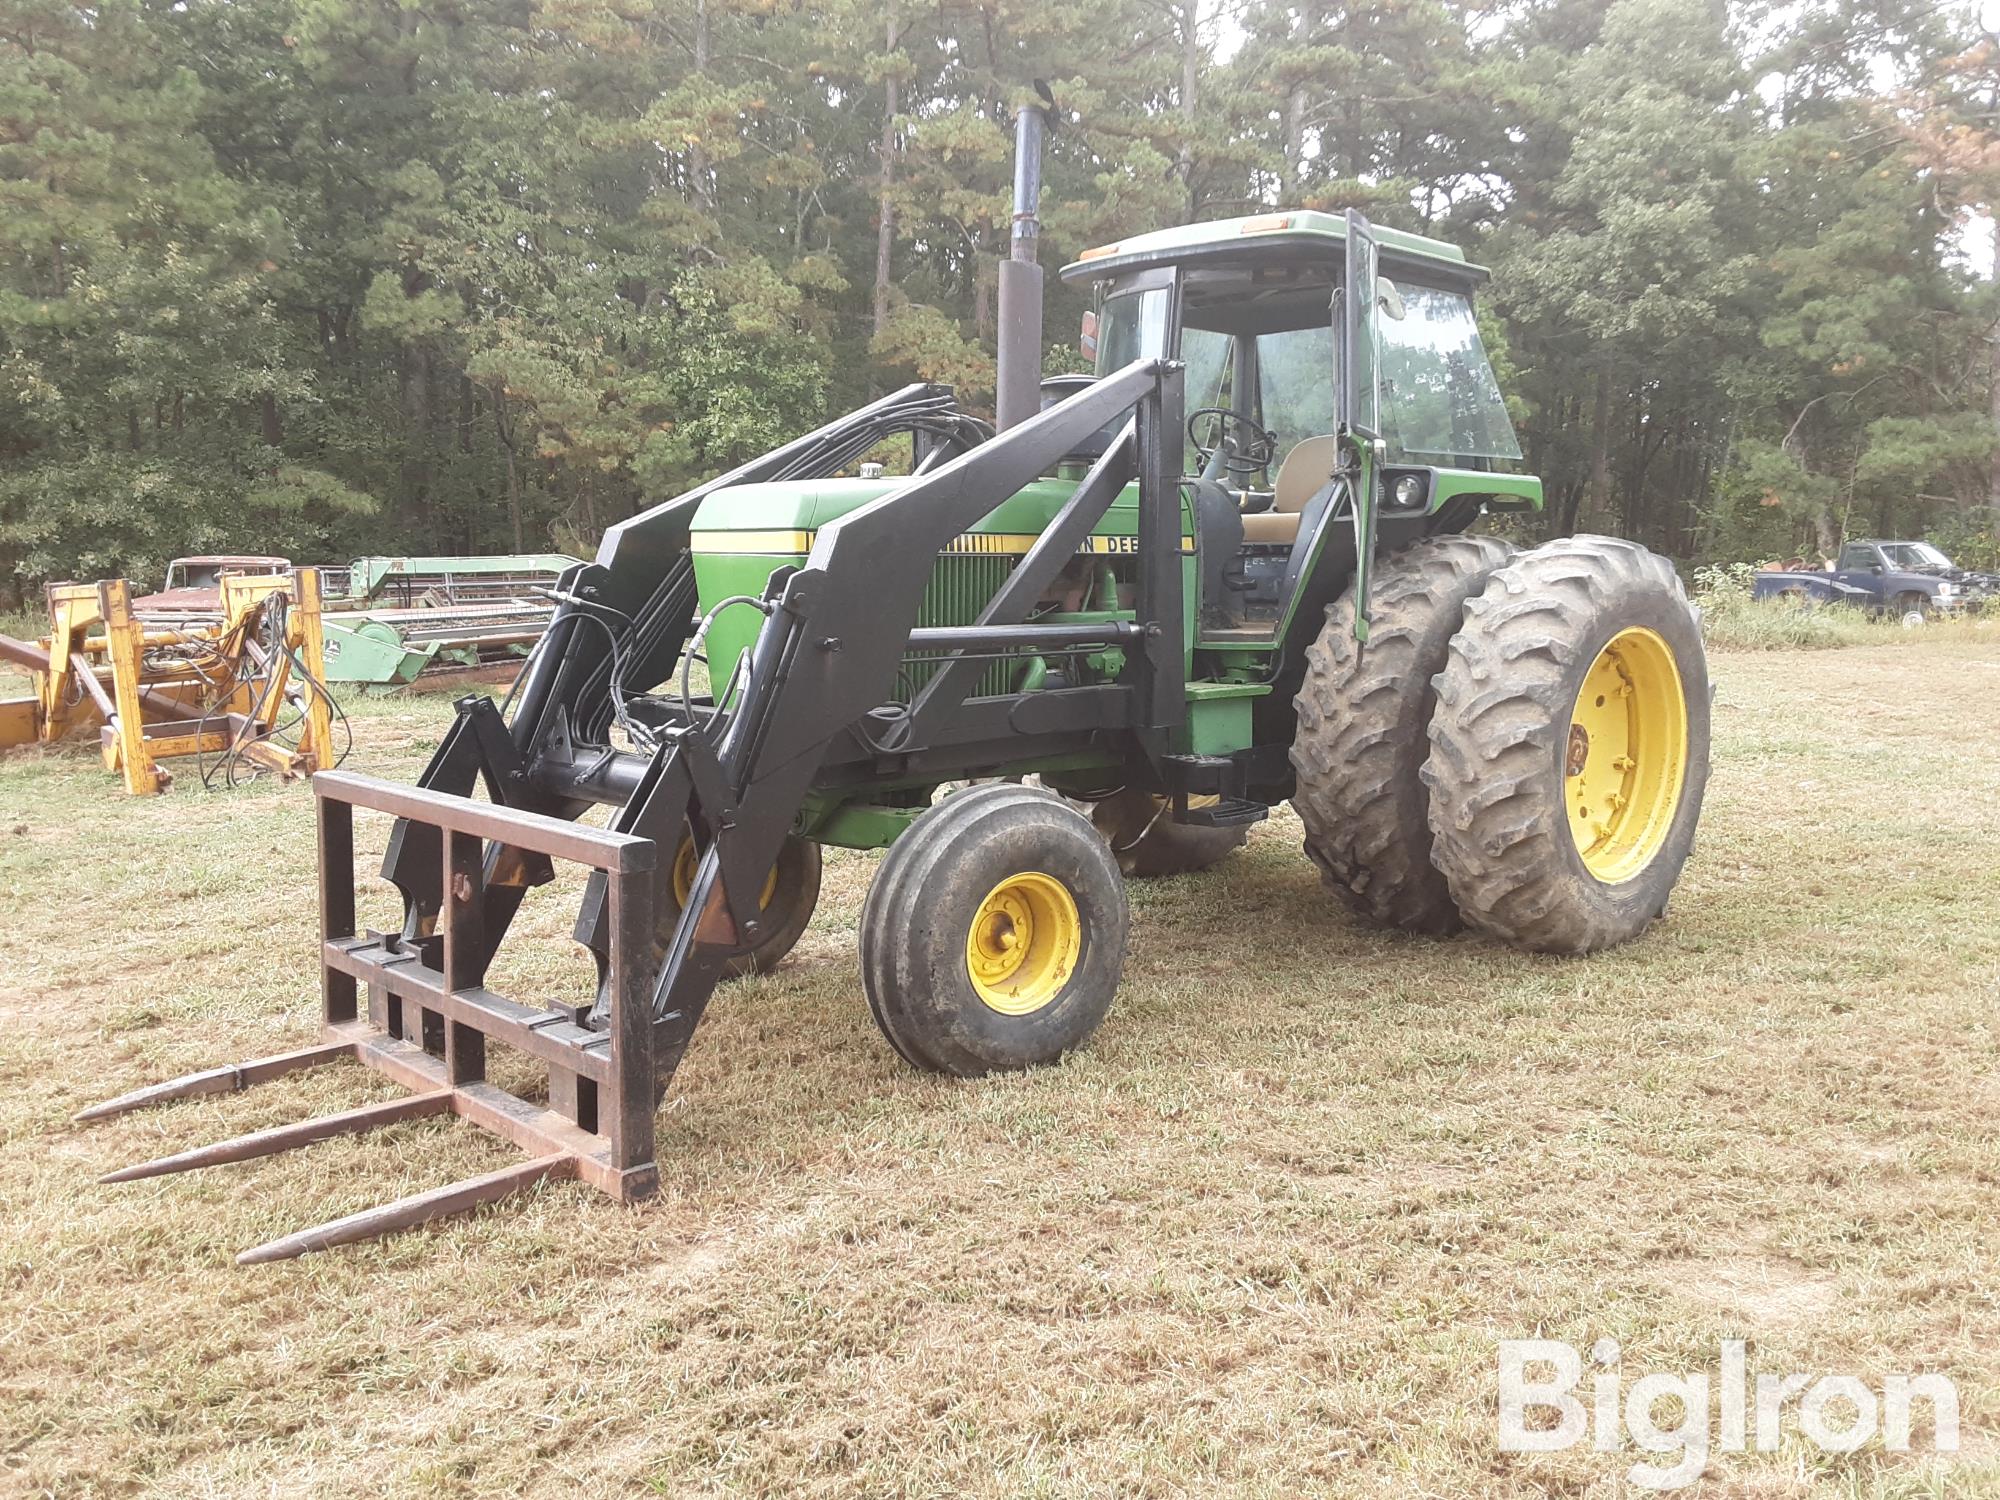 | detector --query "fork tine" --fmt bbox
[100,1090,452,1183]
[236,1152,577,1265]
[75,1040,355,1122]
